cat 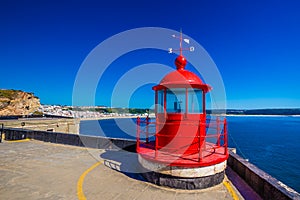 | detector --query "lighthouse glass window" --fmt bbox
[188,89,203,113]
[166,89,186,113]
[157,90,164,113]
